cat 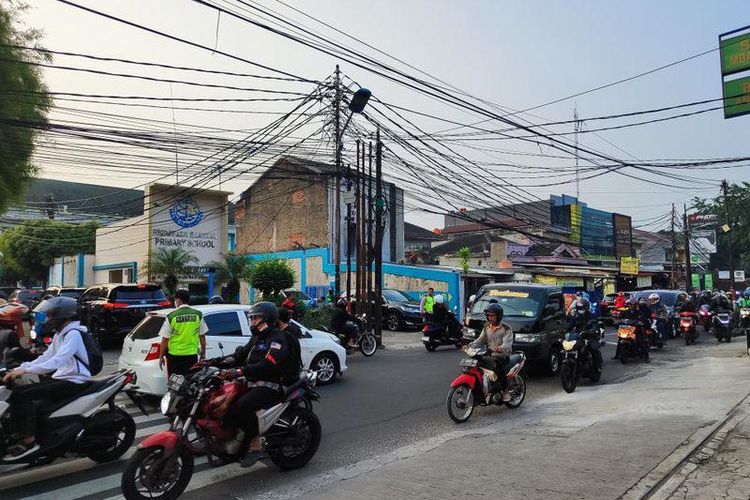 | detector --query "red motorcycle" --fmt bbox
[121,362,322,500]
[678,312,698,345]
[446,347,526,423]
[698,305,713,333]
